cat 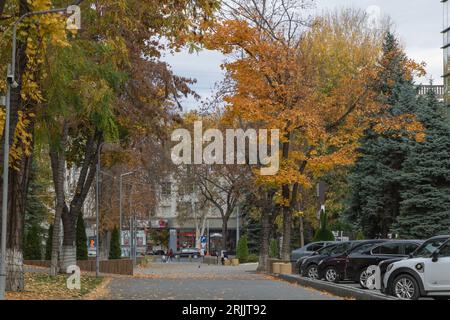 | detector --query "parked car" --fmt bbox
[382,235,450,300]
[317,240,387,283]
[291,241,338,261]
[175,248,200,259]
[344,240,423,288]
[299,242,353,279]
